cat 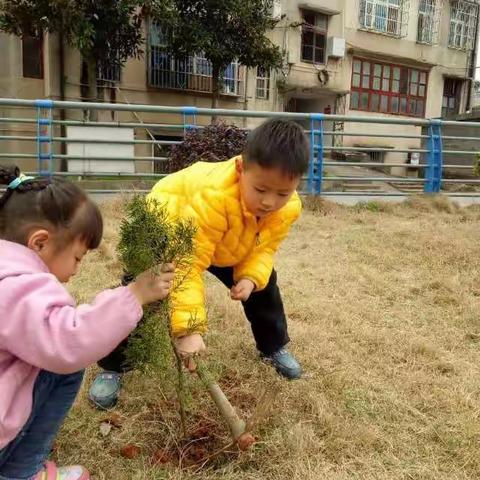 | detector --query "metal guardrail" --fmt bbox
[0,98,480,197]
